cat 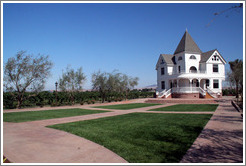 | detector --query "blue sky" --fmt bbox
[3,2,244,90]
